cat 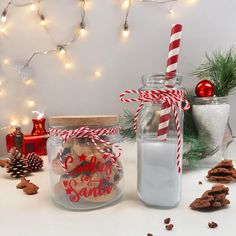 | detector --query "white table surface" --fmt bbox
[1,142,236,236]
